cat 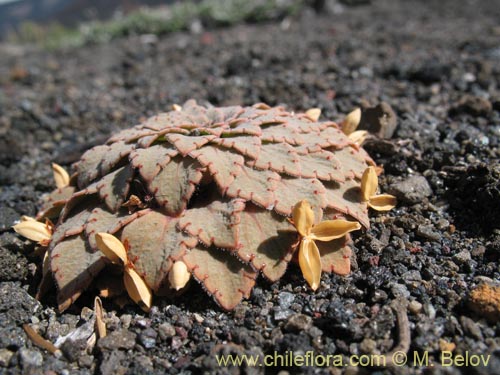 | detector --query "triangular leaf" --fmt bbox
[332,145,374,179]
[211,136,261,159]
[178,199,245,249]
[237,205,297,281]
[37,185,76,220]
[96,165,134,212]
[166,133,216,156]
[76,145,110,188]
[51,234,106,312]
[183,246,257,310]
[225,165,280,209]
[273,177,327,216]
[323,179,370,228]
[316,236,352,275]
[260,124,304,145]
[149,155,204,216]
[130,144,178,183]
[297,150,345,182]
[122,211,197,291]
[247,143,301,177]
[190,146,244,191]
